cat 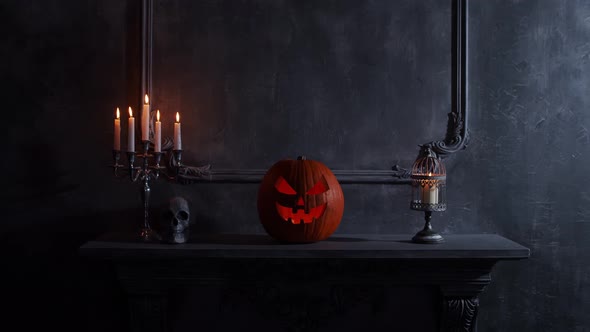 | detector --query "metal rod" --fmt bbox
[423,211,433,231]
[141,0,153,105]
[140,141,151,238]
[412,211,444,244]
[141,177,151,231]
